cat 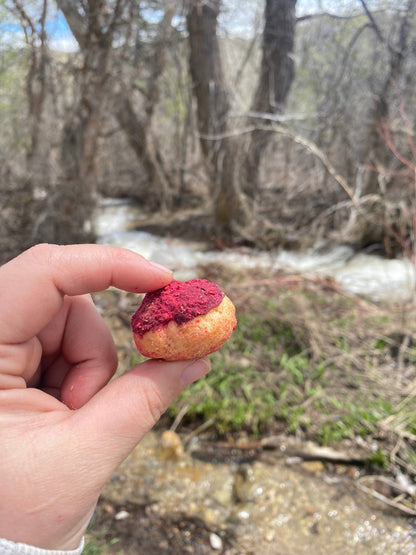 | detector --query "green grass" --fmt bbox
[169,304,322,434]
[171,360,277,434]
